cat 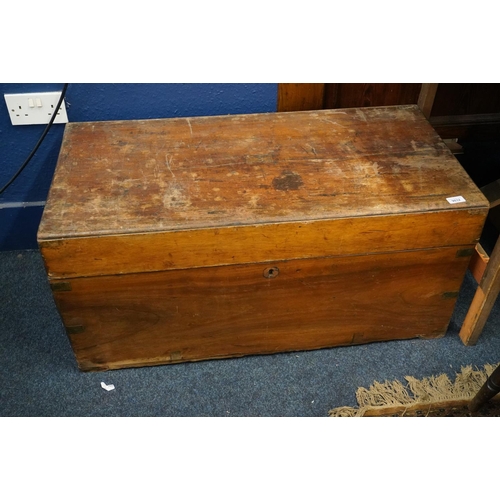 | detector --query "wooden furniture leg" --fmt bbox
[468,364,500,412]
[460,235,500,345]
[468,243,490,284]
